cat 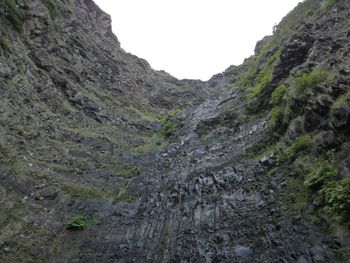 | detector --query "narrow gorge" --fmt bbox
[0,0,350,262]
